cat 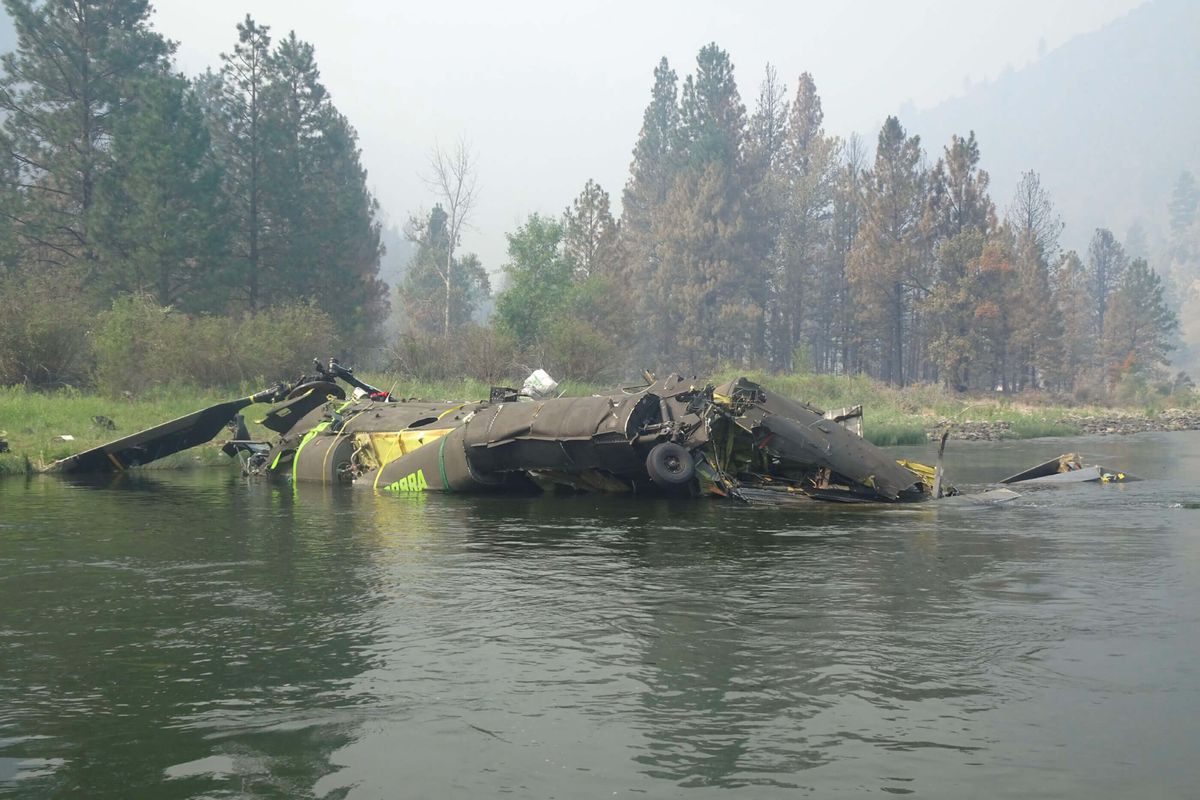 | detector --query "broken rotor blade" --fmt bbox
[47,385,286,474]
